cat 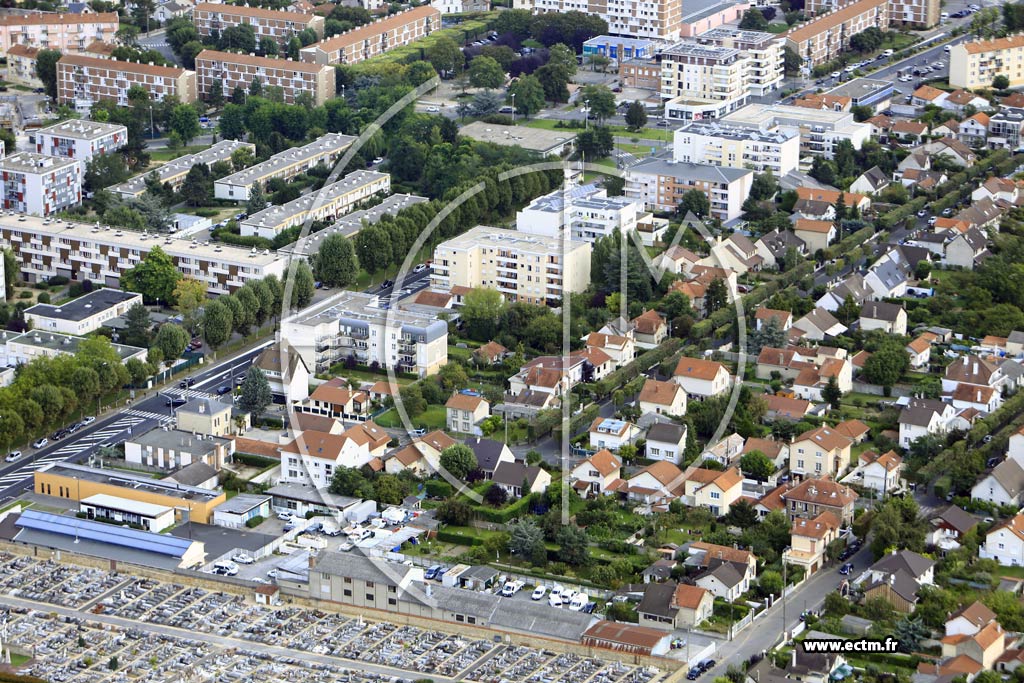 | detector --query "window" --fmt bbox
[388,598,397,605]
[366,593,374,601]
[455,614,465,622]
[343,589,352,596]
